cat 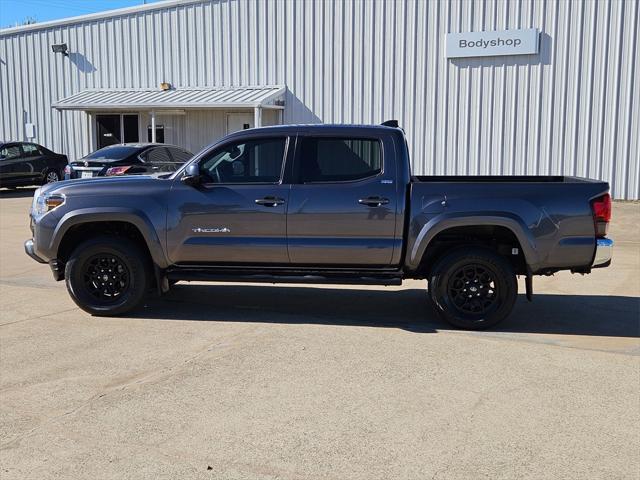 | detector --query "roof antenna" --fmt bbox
[381,120,399,128]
